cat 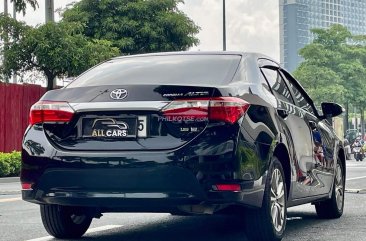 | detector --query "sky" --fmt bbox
[1,0,280,61]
